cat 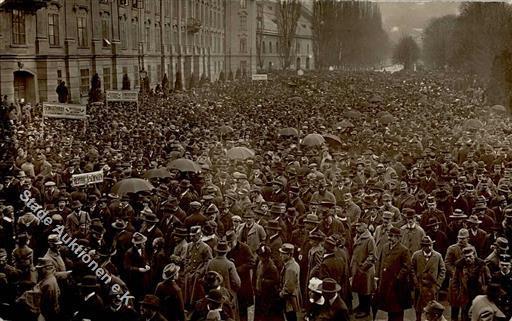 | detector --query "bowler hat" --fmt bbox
[214,241,230,253]
[318,278,341,293]
[426,217,440,227]
[403,208,416,218]
[495,237,509,251]
[388,227,401,237]
[71,200,83,209]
